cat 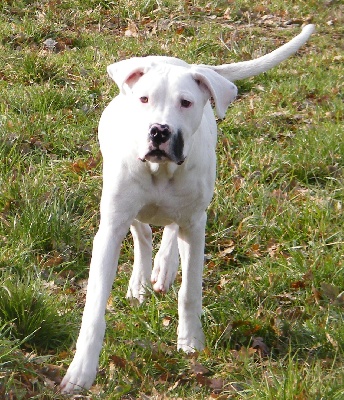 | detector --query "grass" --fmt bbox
[0,0,343,398]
